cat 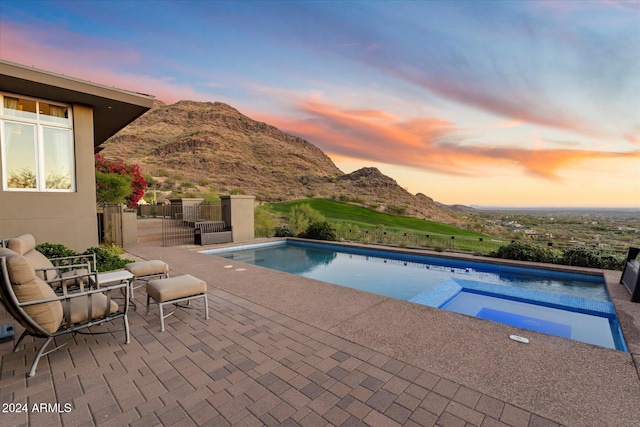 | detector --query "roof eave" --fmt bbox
[0,60,155,149]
